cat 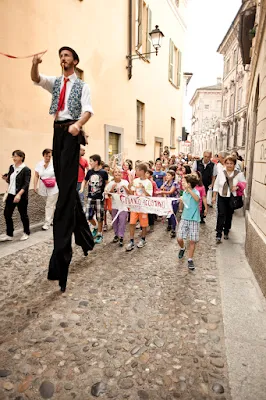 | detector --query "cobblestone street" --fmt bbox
[0,211,233,400]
